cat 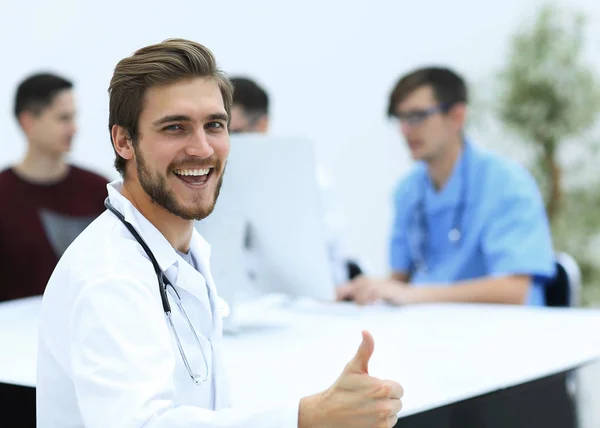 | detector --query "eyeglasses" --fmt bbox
[394,104,447,126]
